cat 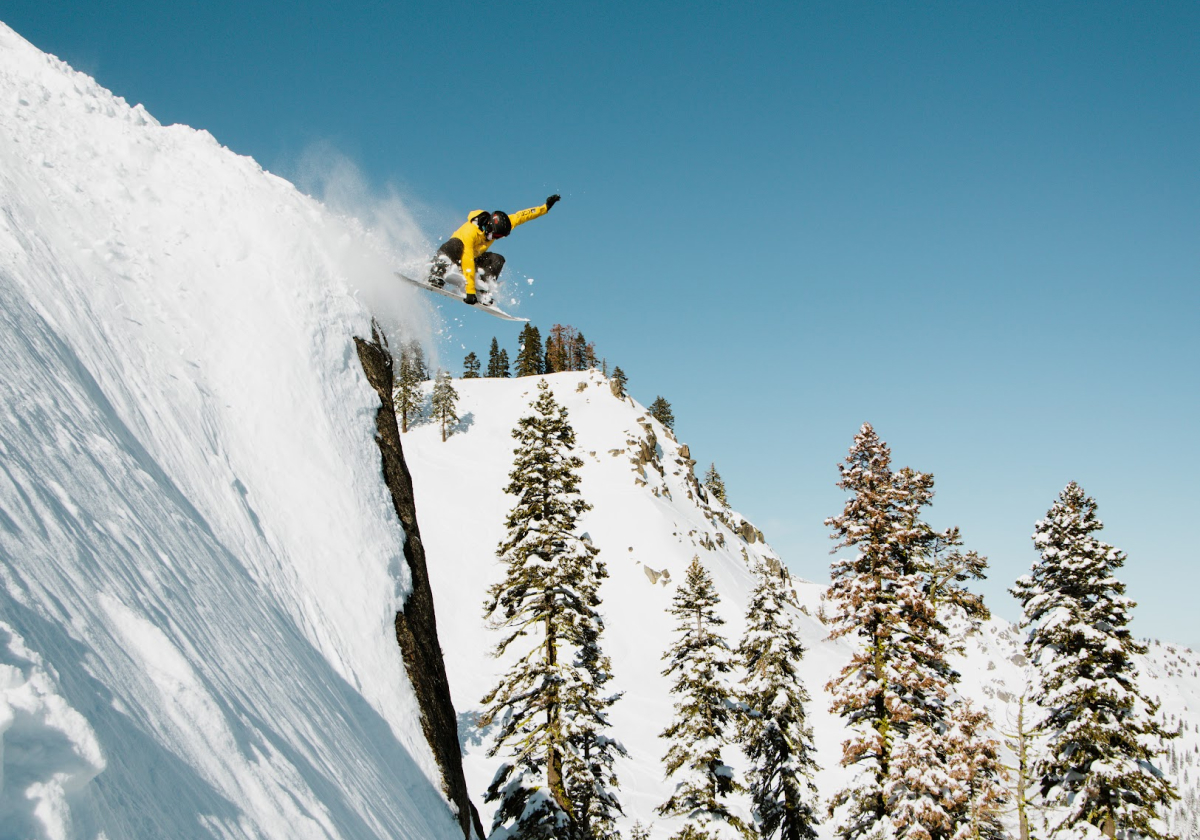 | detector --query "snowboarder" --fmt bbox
[427,195,560,306]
